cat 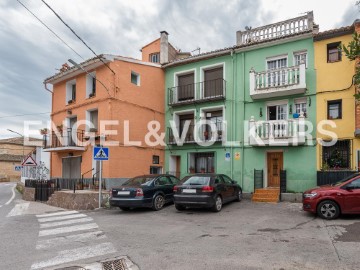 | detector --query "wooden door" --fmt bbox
[267,152,283,187]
